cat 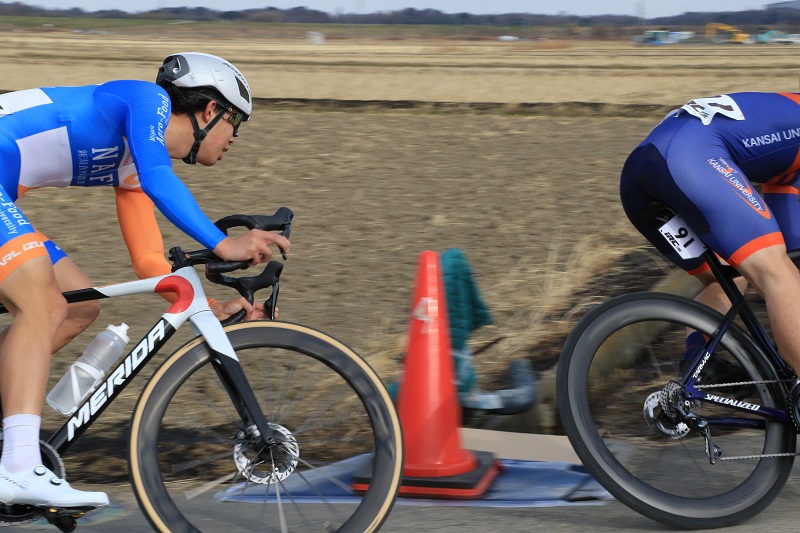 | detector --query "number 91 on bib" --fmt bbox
[658,214,707,259]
